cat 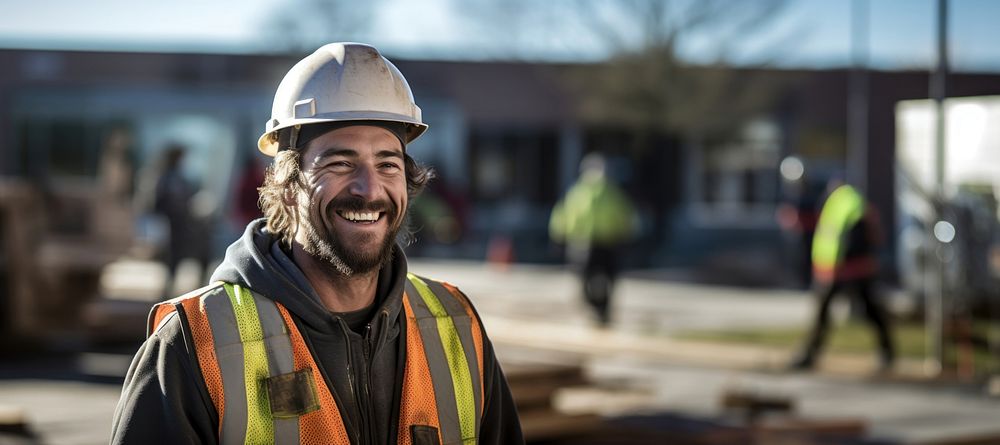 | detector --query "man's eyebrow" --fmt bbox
[376,149,404,160]
[313,148,403,161]
[315,147,357,161]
